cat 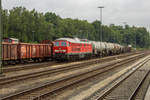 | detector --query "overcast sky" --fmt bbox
[2,0,150,31]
